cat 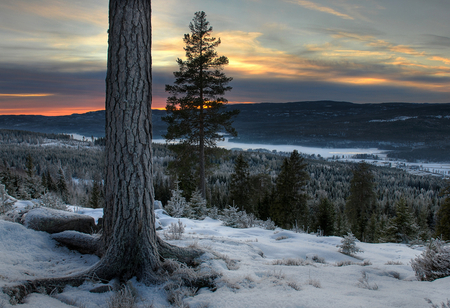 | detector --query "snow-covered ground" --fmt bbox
[1,205,449,308]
